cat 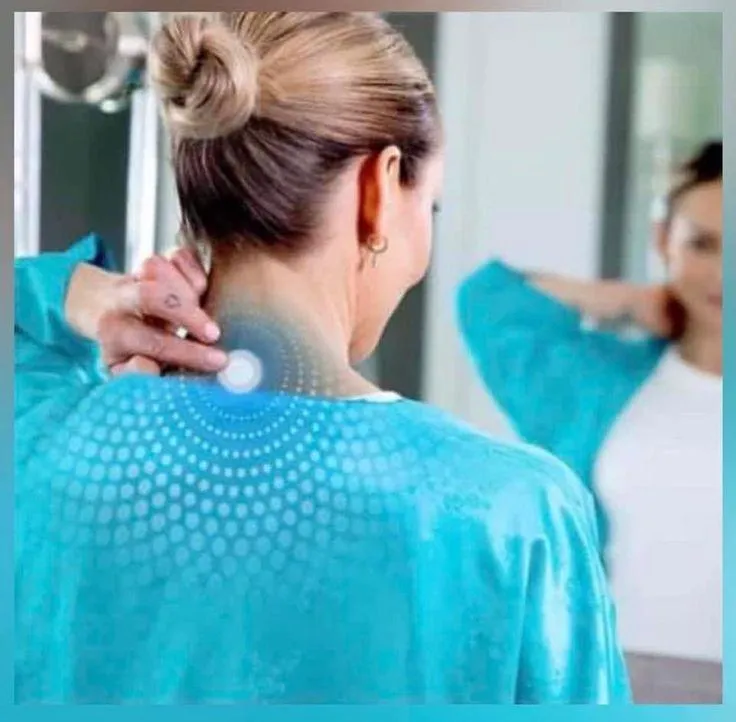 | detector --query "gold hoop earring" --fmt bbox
[366,234,389,268]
